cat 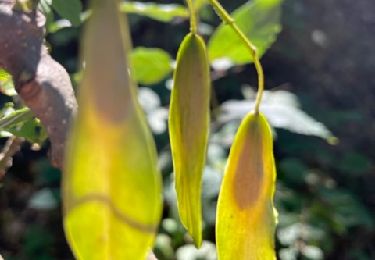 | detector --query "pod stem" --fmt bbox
[208,0,264,114]
[186,0,198,33]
